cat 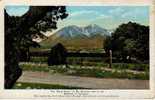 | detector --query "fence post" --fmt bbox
[109,50,112,68]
